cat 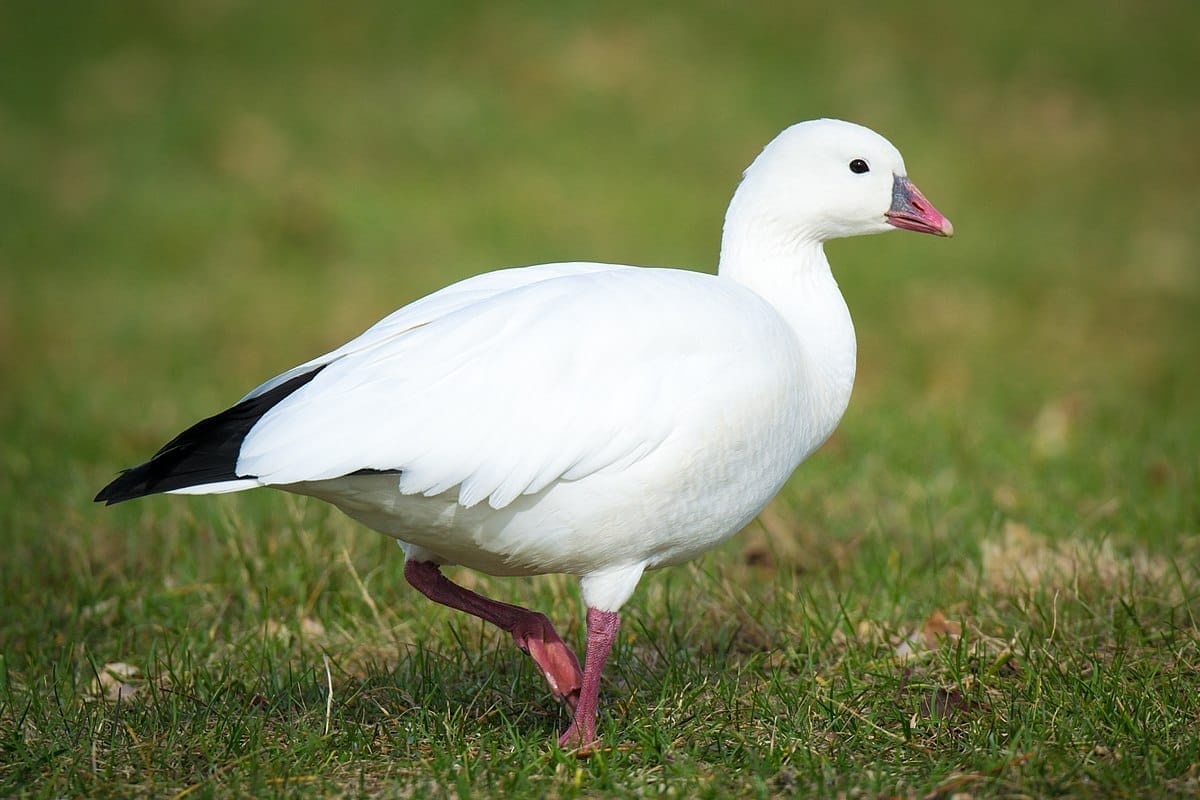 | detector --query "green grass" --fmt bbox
[2,1,1199,797]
